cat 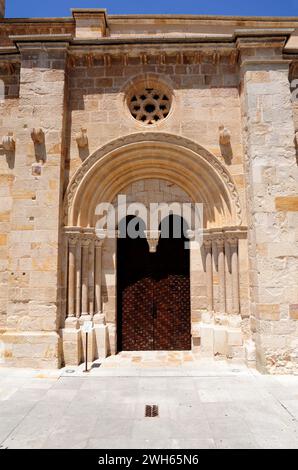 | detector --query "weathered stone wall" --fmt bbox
[240,42,298,373]
[0,41,69,367]
[0,48,250,367]
[1,11,297,371]
[67,55,246,223]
